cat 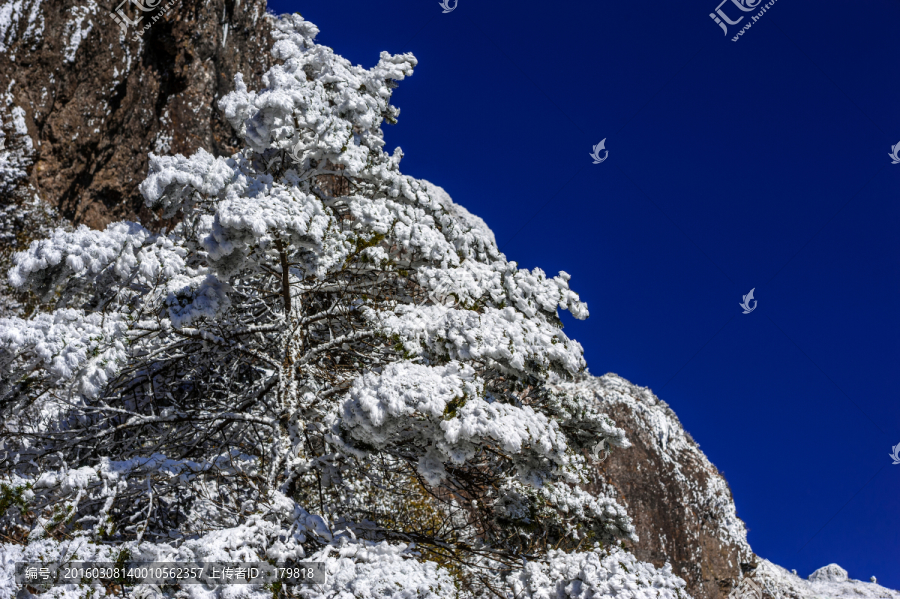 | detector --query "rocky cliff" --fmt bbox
[0,0,273,228]
[556,374,755,599]
[564,373,898,599]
